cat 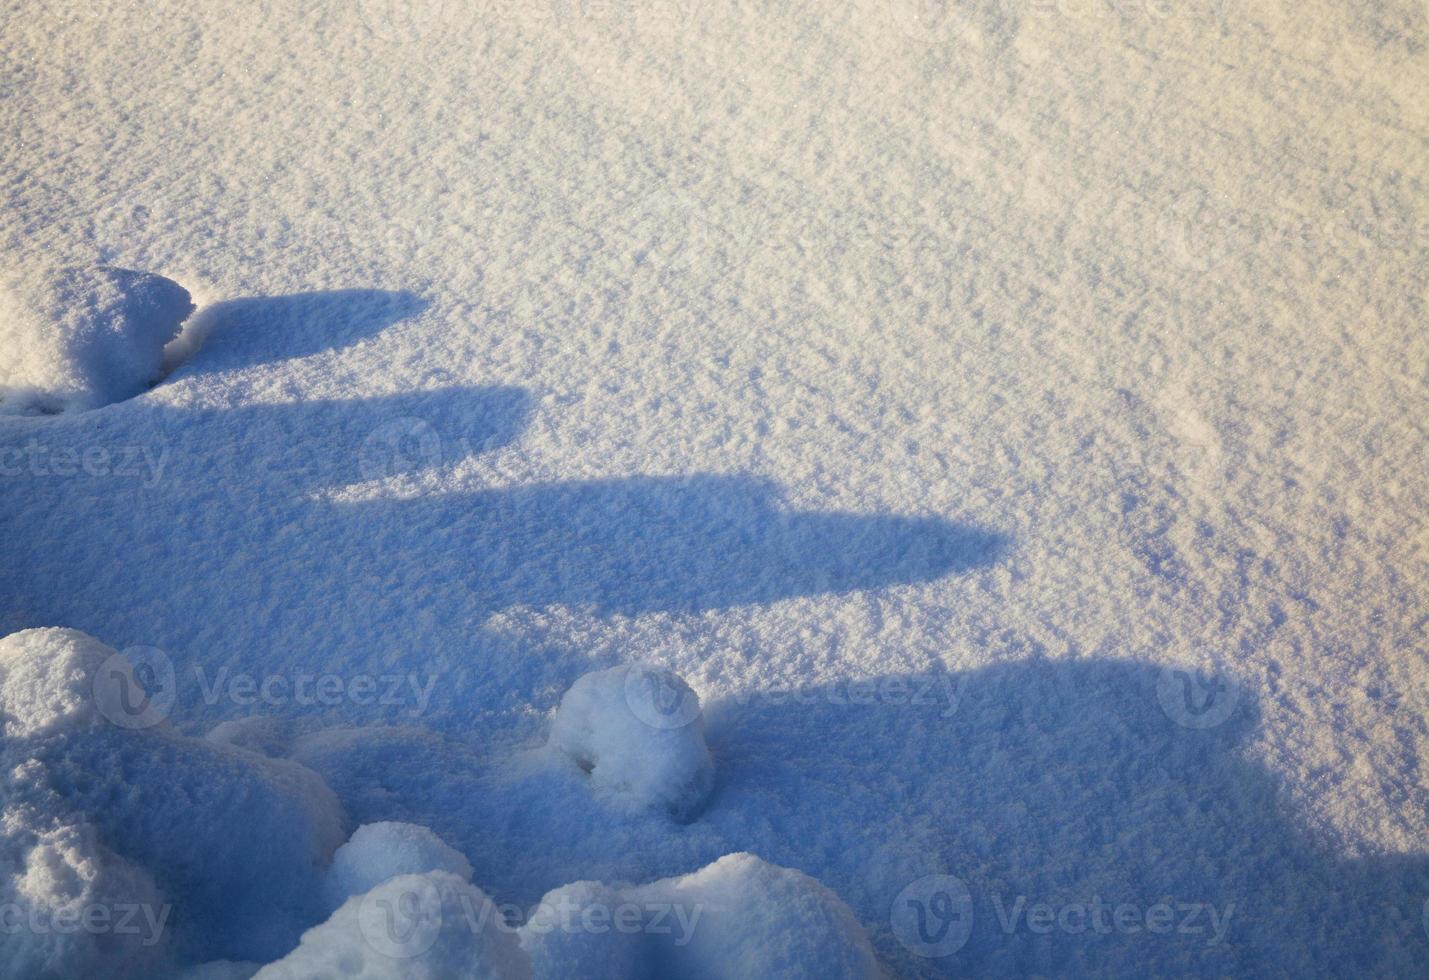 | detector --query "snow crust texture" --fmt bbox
[1,0,1426,975]
[0,266,192,414]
